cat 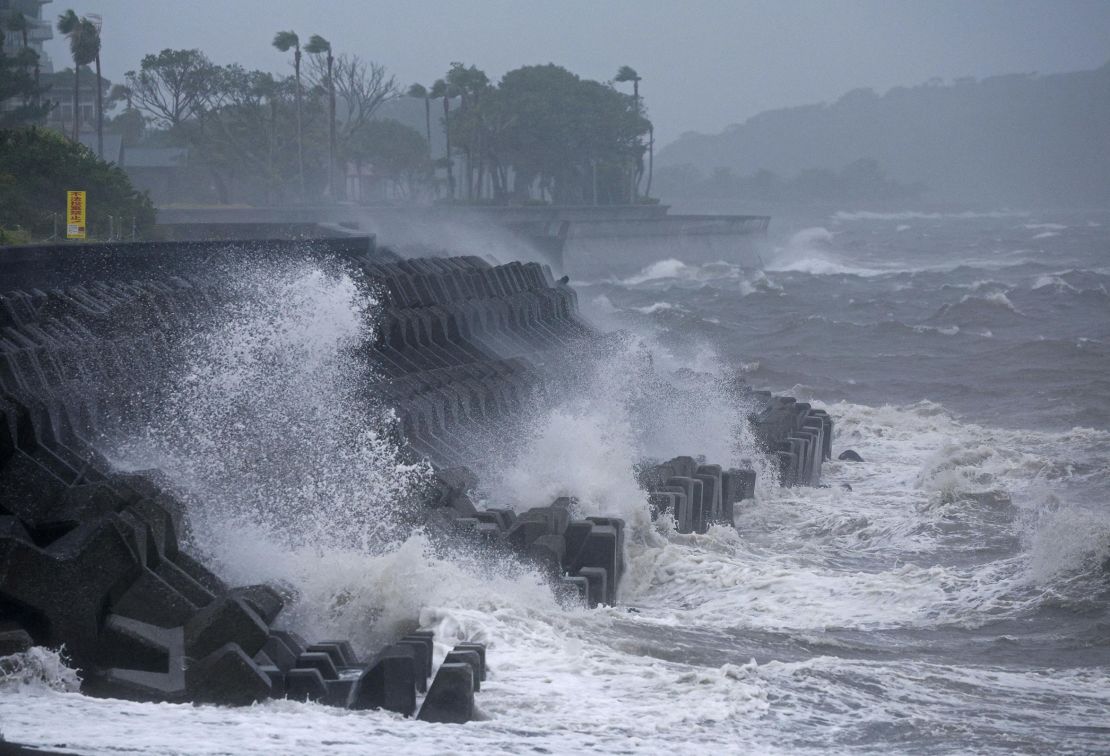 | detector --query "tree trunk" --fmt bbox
[328,53,337,200]
[424,97,431,156]
[443,96,454,200]
[72,65,80,141]
[95,53,104,159]
[295,49,305,201]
